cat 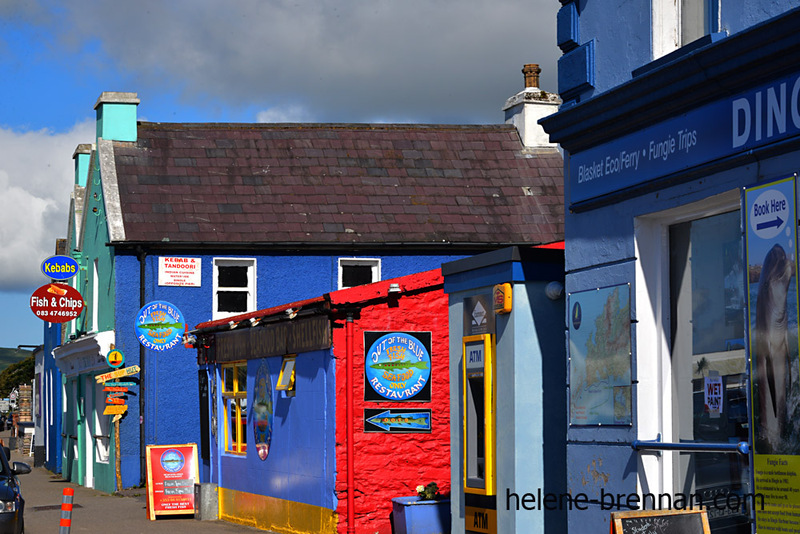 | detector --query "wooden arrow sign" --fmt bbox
[96,365,140,383]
